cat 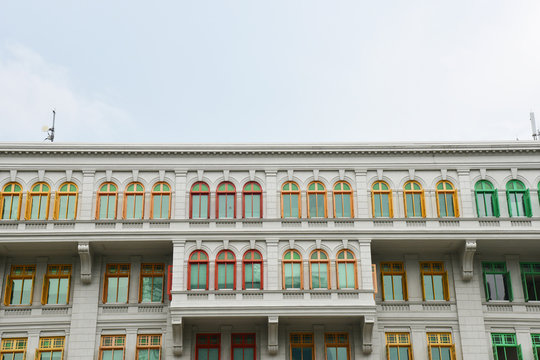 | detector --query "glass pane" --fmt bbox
[58,277,69,304]
[11,278,22,304]
[142,277,153,302]
[245,264,253,286]
[126,196,134,218]
[138,350,149,360]
[152,276,163,302]
[252,264,261,288]
[399,347,410,359]
[192,195,201,218]
[40,353,52,360]
[117,277,129,303]
[252,195,261,217]
[326,347,336,360]
[226,194,234,218]
[309,194,317,217]
[405,194,414,217]
[374,194,382,217]
[338,263,347,288]
[218,195,227,218]
[190,264,198,289]
[149,349,160,360]
[381,194,390,217]
[293,263,301,288]
[58,197,68,219]
[290,194,299,218]
[39,195,48,219]
[438,195,447,217]
[316,194,324,217]
[161,195,170,218]
[342,194,351,217]
[233,348,243,360]
[113,350,124,360]
[346,263,355,288]
[337,347,347,360]
[440,347,451,360]
[101,350,113,360]
[107,277,118,302]
[283,195,291,218]
[285,264,292,288]
[21,278,32,304]
[432,347,440,360]
[47,278,59,304]
[291,347,302,360]
[383,275,394,300]
[107,195,116,219]
[134,195,143,219]
[388,347,398,360]
[31,195,40,219]
[311,263,320,288]
[516,193,525,216]
[226,263,234,288]
[424,275,434,300]
[484,193,494,217]
[199,264,207,289]
[433,275,444,300]
[245,195,253,217]
[413,194,422,216]
[66,195,76,219]
[335,194,343,218]
[319,263,328,288]
[208,348,219,360]
[445,194,455,216]
[393,275,403,300]
[218,264,226,289]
